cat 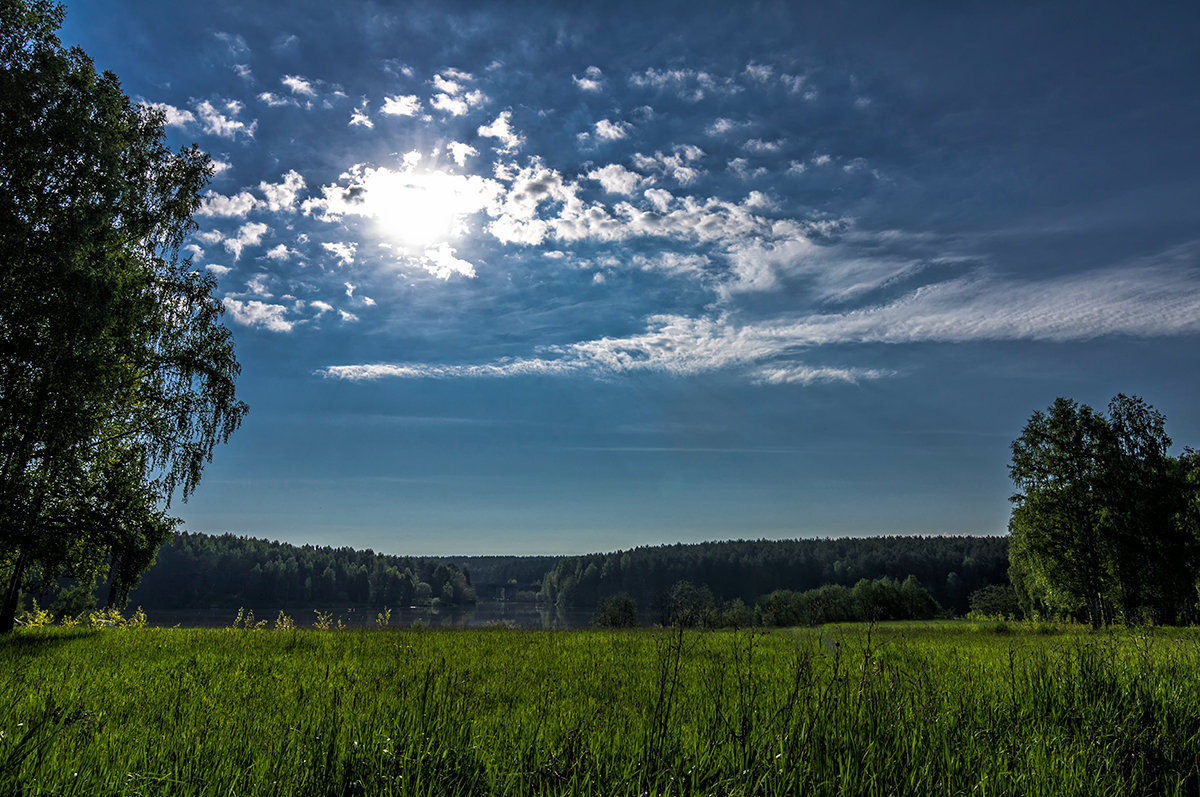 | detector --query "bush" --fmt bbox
[592,593,638,628]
